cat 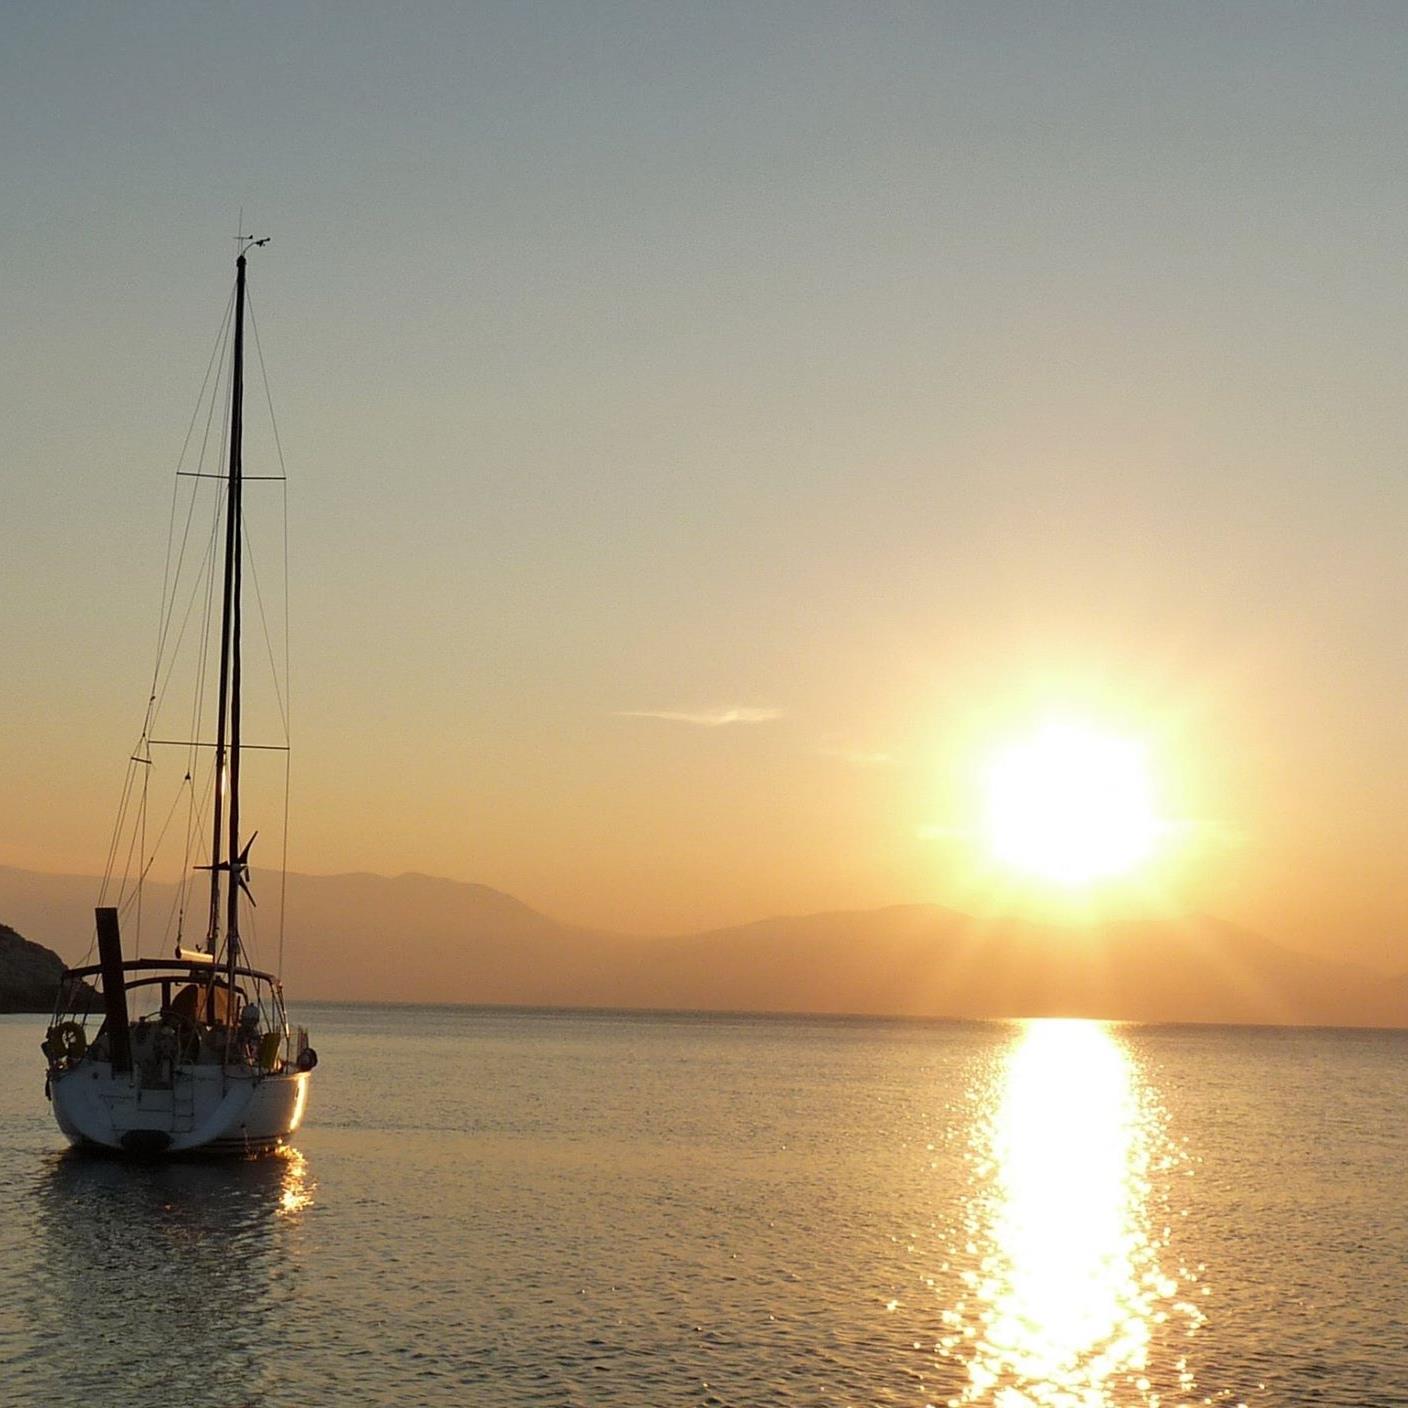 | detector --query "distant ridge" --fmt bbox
[1,864,1404,1028]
